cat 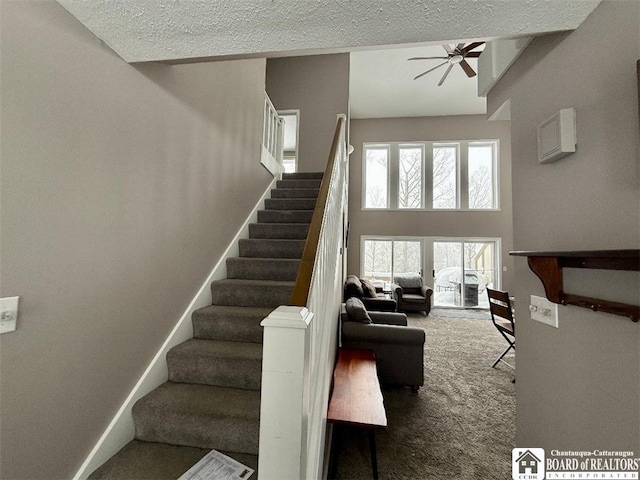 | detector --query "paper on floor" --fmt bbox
[178,449,254,480]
